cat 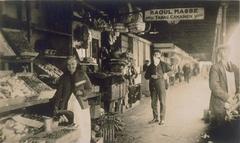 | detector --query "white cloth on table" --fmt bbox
[68,94,91,143]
